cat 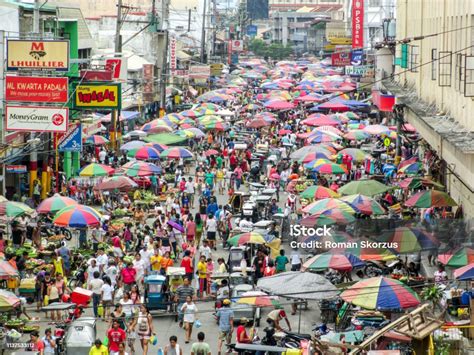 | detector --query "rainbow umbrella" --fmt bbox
[0,201,34,218]
[398,162,421,175]
[341,277,420,310]
[303,198,355,214]
[315,126,344,136]
[332,239,397,261]
[338,180,392,197]
[141,119,174,132]
[160,147,193,159]
[180,109,205,118]
[398,177,444,190]
[298,151,332,163]
[248,118,271,129]
[300,185,340,200]
[227,232,266,246]
[454,263,474,281]
[120,140,146,151]
[79,163,114,177]
[94,176,138,191]
[405,190,457,208]
[121,161,161,177]
[186,128,206,138]
[301,209,355,227]
[243,103,262,111]
[339,148,371,162]
[364,124,391,135]
[302,252,364,272]
[235,291,280,307]
[313,163,348,175]
[203,121,228,131]
[379,227,439,254]
[85,135,109,145]
[438,247,474,267]
[145,142,168,152]
[339,194,386,215]
[198,115,223,125]
[127,146,161,160]
[343,130,370,141]
[304,159,332,170]
[179,117,196,125]
[347,123,366,129]
[37,194,78,214]
[143,124,173,134]
[0,289,20,311]
[0,261,19,280]
[53,205,102,228]
[307,131,340,144]
[176,129,196,138]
